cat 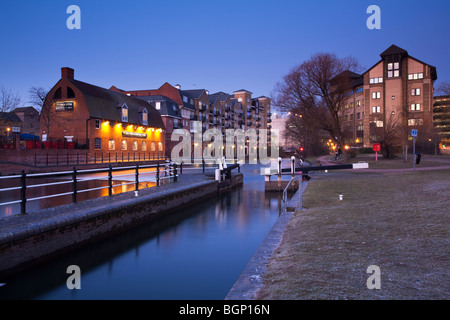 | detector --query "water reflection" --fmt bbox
[0,164,283,300]
[0,178,158,217]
